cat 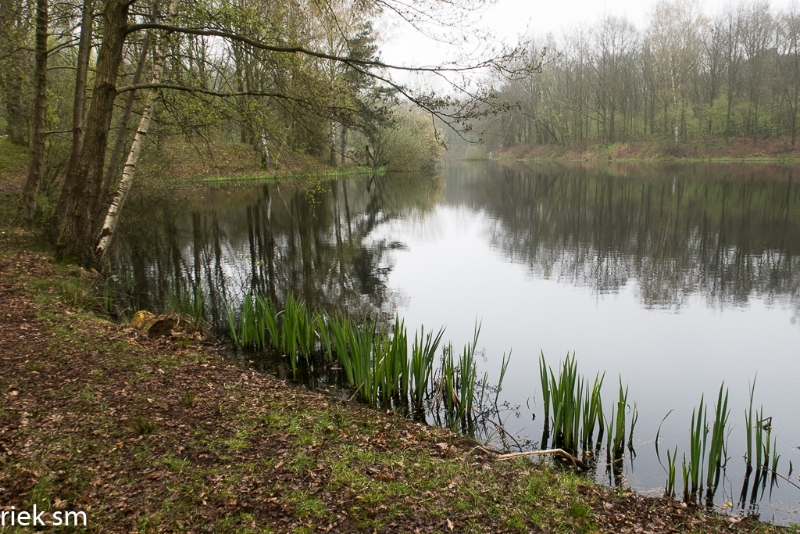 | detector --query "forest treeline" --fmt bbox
[476,0,800,151]
[0,0,512,269]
